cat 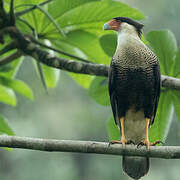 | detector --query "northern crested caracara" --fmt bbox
[103,17,161,179]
